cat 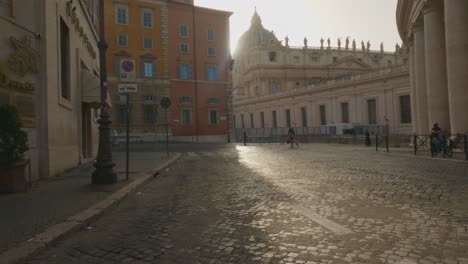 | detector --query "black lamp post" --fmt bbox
[92,0,117,184]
